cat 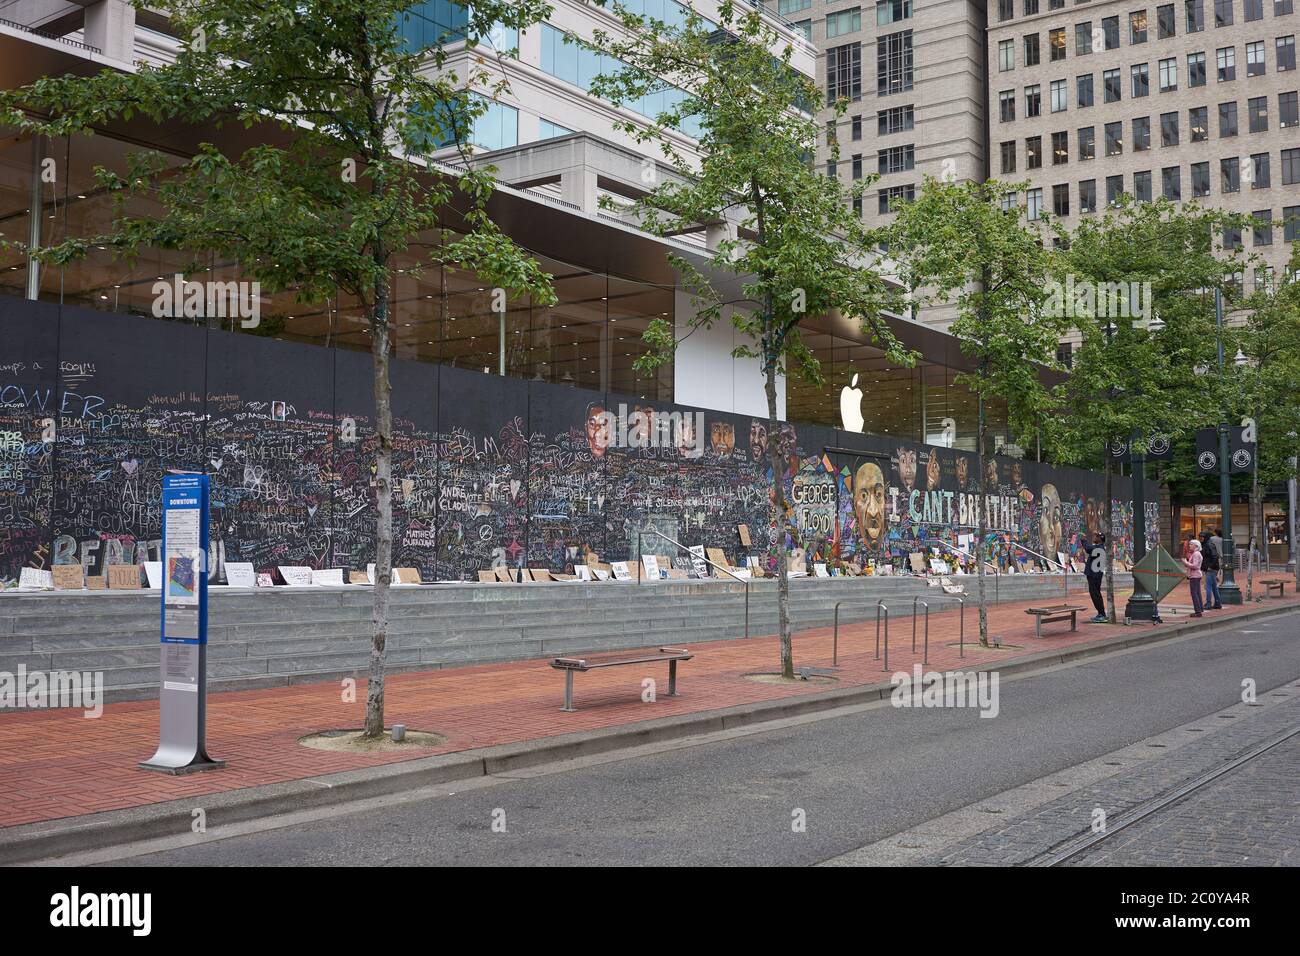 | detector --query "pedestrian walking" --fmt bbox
[1200,530,1222,609]
[1084,532,1108,622]
[1183,538,1204,617]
